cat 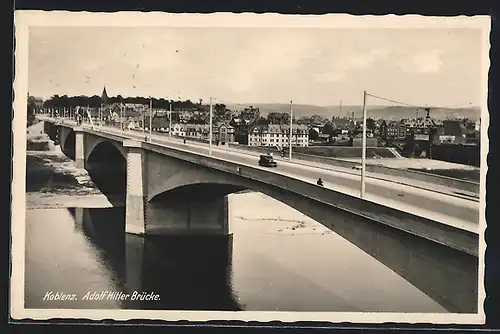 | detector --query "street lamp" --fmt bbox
[169,102,172,140]
[289,100,293,160]
[149,98,153,142]
[361,90,368,198]
[120,102,124,132]
[209,97,213,156]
